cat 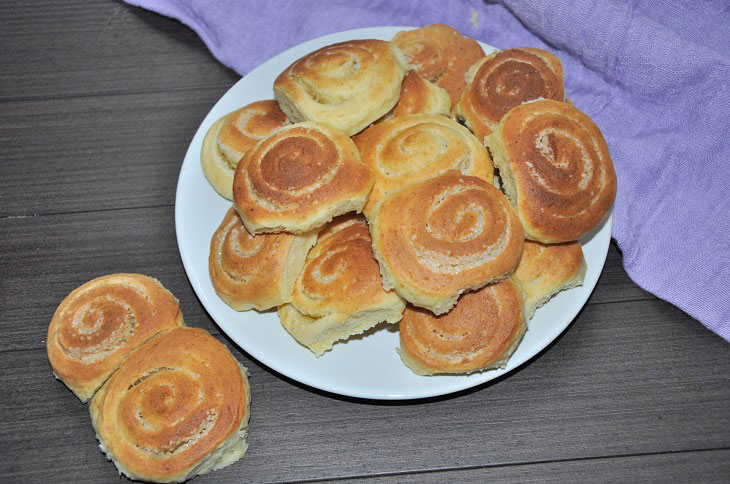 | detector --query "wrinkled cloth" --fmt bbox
[125,0,730,342]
